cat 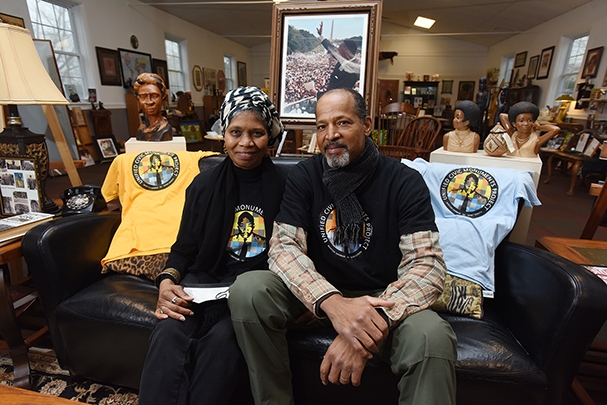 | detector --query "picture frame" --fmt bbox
[514,51,527,68]
[203,68,217,91]
[118,48,152,88]
[95,47,122,86]
[270,1,382,125]
[442,79,453,94]
[0,12,25,28]
[152,58,169,89]
[193,65,203,92]
[237,61,247,87]
[582,46,604,79]
[180,121,203,142]
[537,46,555,80]
[457,81,475,101]
[527,55,539,80]
[0,155,42,216]
[95,136,119,160]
